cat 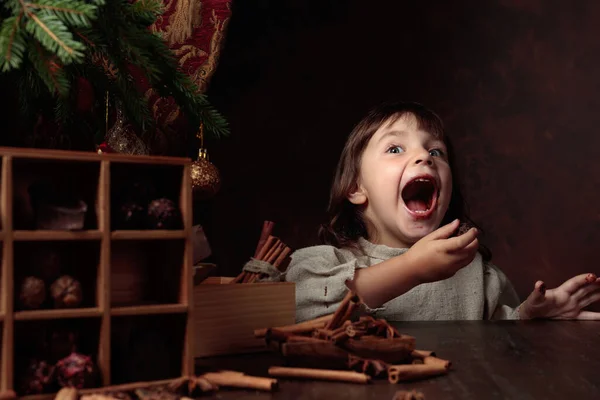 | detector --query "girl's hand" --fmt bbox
[519,273,600,320]
[405,219,480,284]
